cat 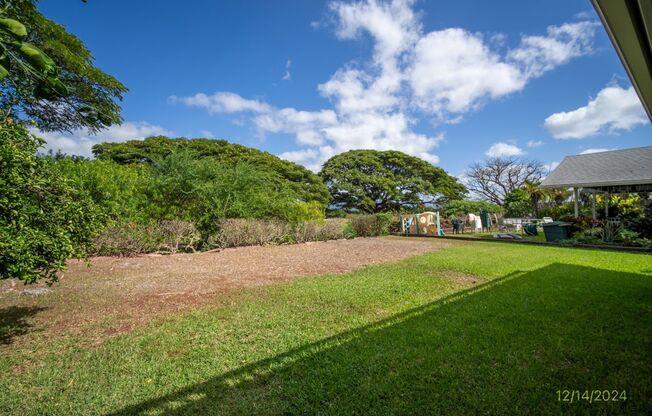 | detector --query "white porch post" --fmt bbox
[591,189,596,220]
[573,187,579,218]
[605,191,610,218]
